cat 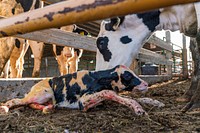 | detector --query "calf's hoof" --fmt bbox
[0,106,9,114]
[135,107,147,116]
[42,105,54,114]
